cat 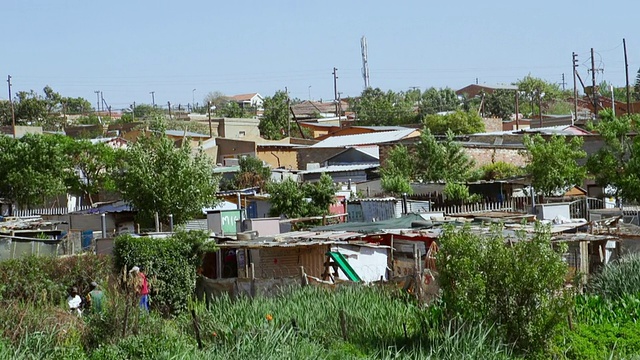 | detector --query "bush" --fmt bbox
[0,254,112,304]
[479,161,524,181]
[443,182,481,204]
[436,223,571,354]
[113,230,214,314]
[589,252,640,299]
